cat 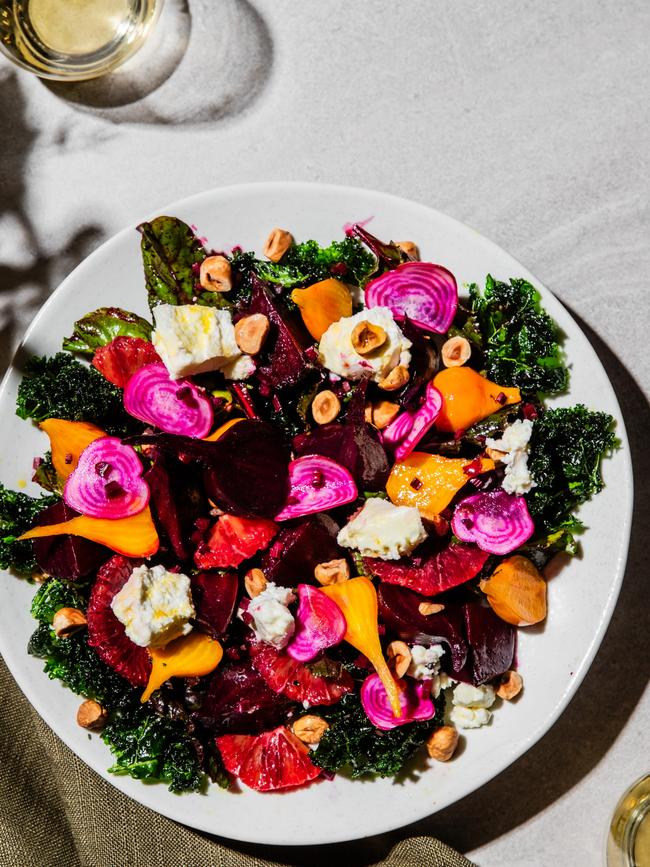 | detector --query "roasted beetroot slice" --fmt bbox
[195,515,277,569]
[86,554,151,686]
[260,514,343,586]
[33,501,110,580]
[216,726,321,791]
[461,603,515,686]
[92,336,161,388]
[191,571,239,638]
[246,278,311,389]
[144,450,207,561]
[377,582,468,675]
[293,382,390,492]
[250,644,354,705]
[197,661,294,735]
[365,539,489,596]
